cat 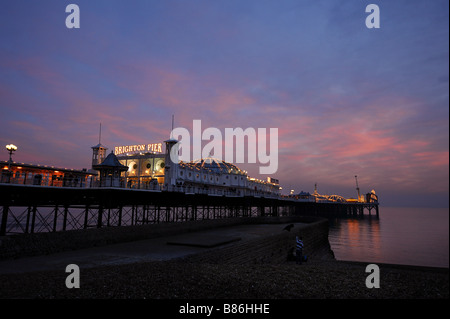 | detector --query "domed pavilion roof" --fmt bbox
[180,157,246,175]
